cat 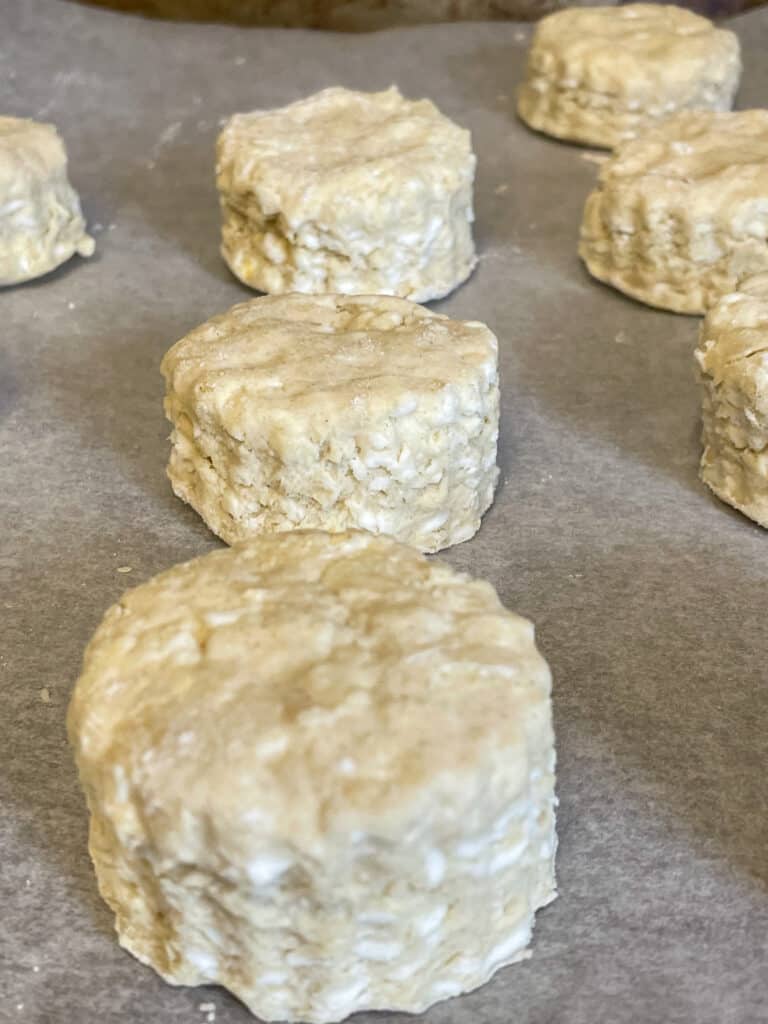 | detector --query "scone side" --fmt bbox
[0,142,95,285]
[163,378,500,554]
[517,61,740,152]
[696,302,768,527]
[81,729,557,1024]
[517,81,627,150]
[578,188,768,316]
[699,431,768,528]
[217,178,477,301]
